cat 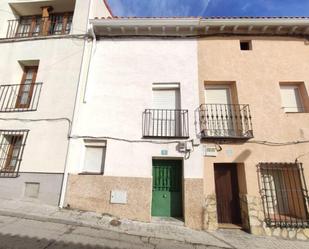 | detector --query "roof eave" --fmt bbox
[89,18,309,37]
